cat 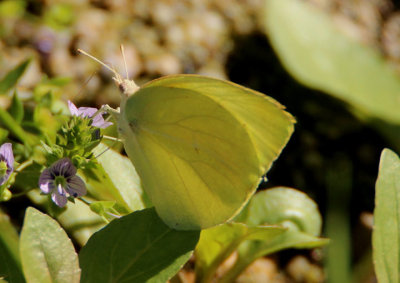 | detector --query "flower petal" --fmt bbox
[66,175,86,197]
[91,113,113,129]
[52,190,68,207]
[51,158,77,177]
[39,168,54,194]
[68,100,79,116]
[77,107,98,118]
[0,143,14,171]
